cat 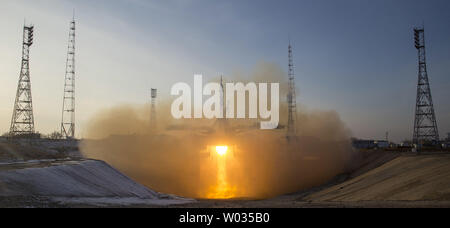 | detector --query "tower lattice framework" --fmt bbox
[287,42,297,139]
[10,24,35,137]
[61,18,76,139]
[150,88,157,129]
[413,27,439,144]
